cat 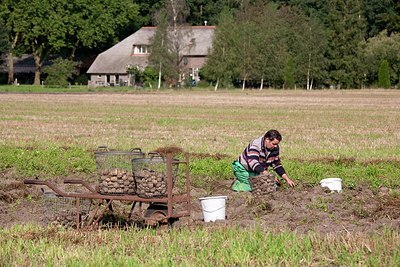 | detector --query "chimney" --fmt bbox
[204,20,208,26]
